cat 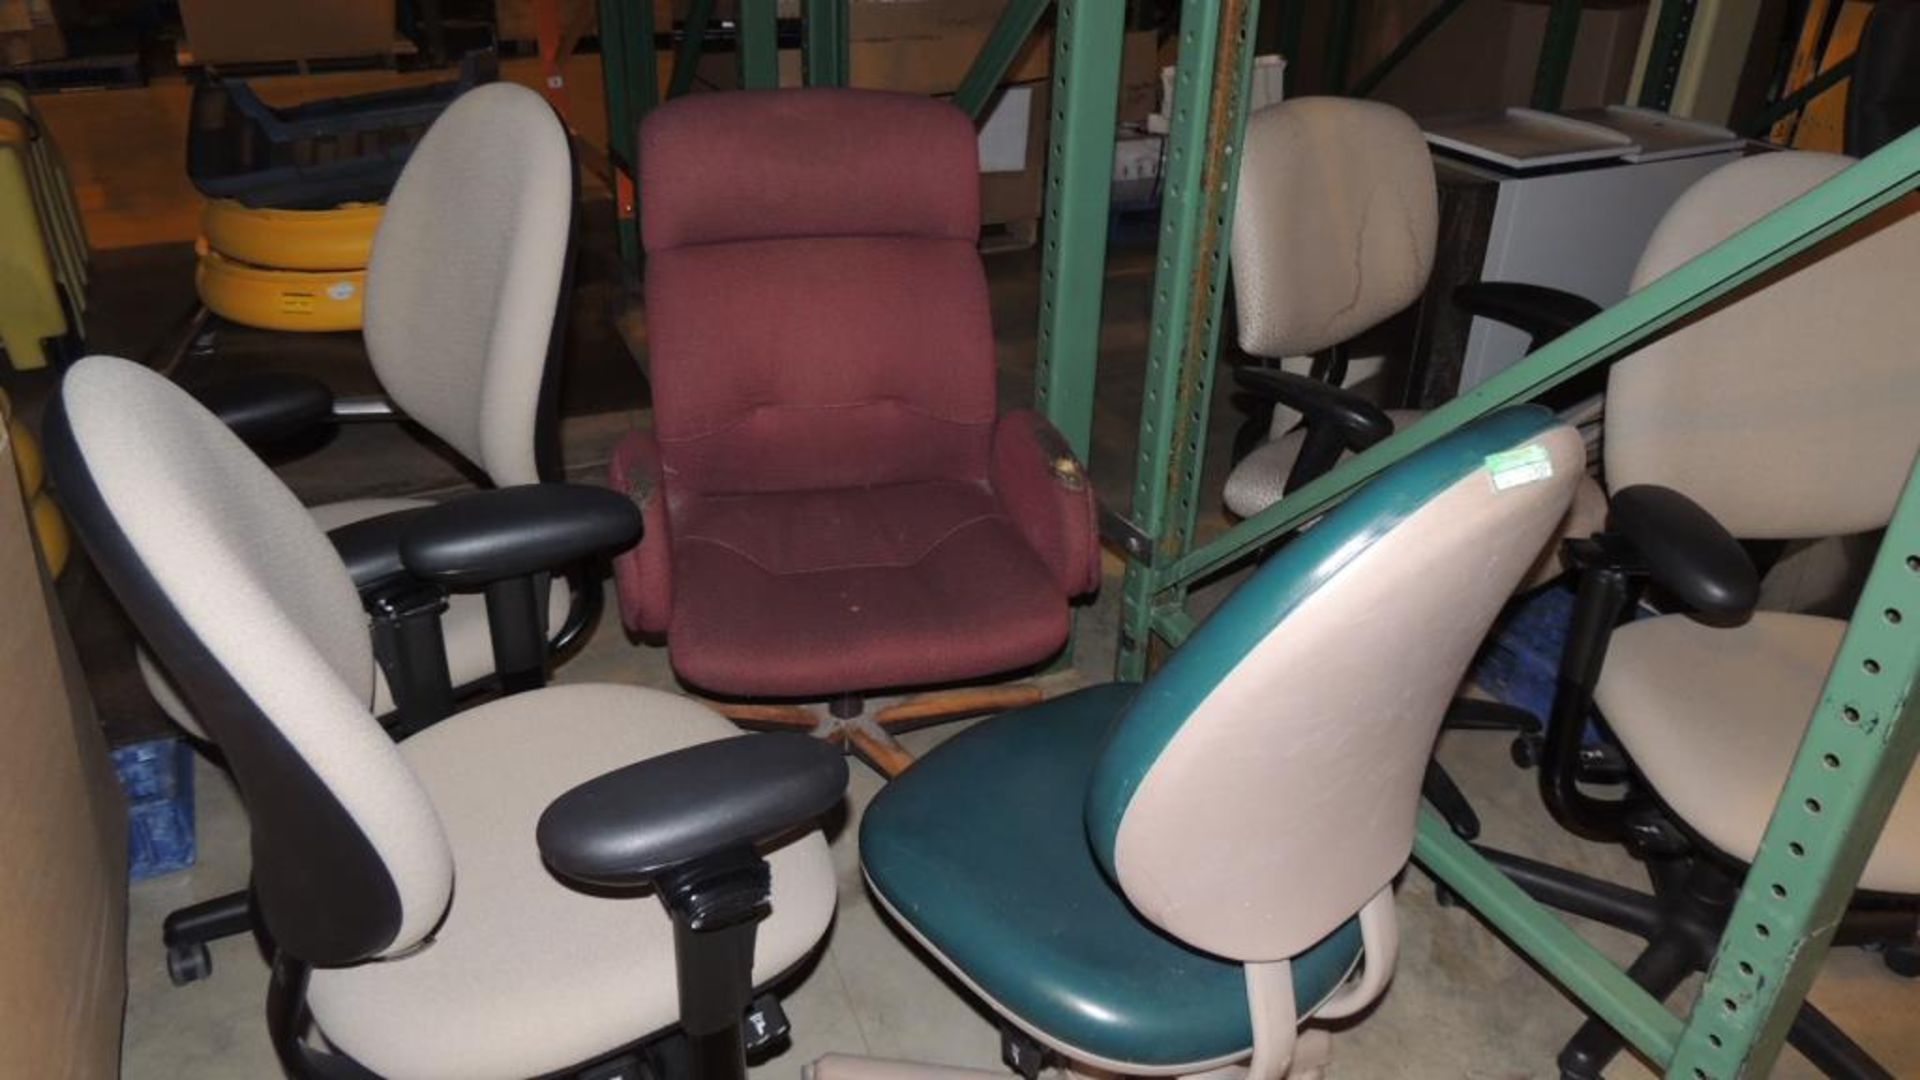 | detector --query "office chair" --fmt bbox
[607,89,1100,772]
[816,408,1582,1080]
[142,80,597,984]
[1223,95,1608,840]
[1468,152,1920,1080]
[50,355,844,1080]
